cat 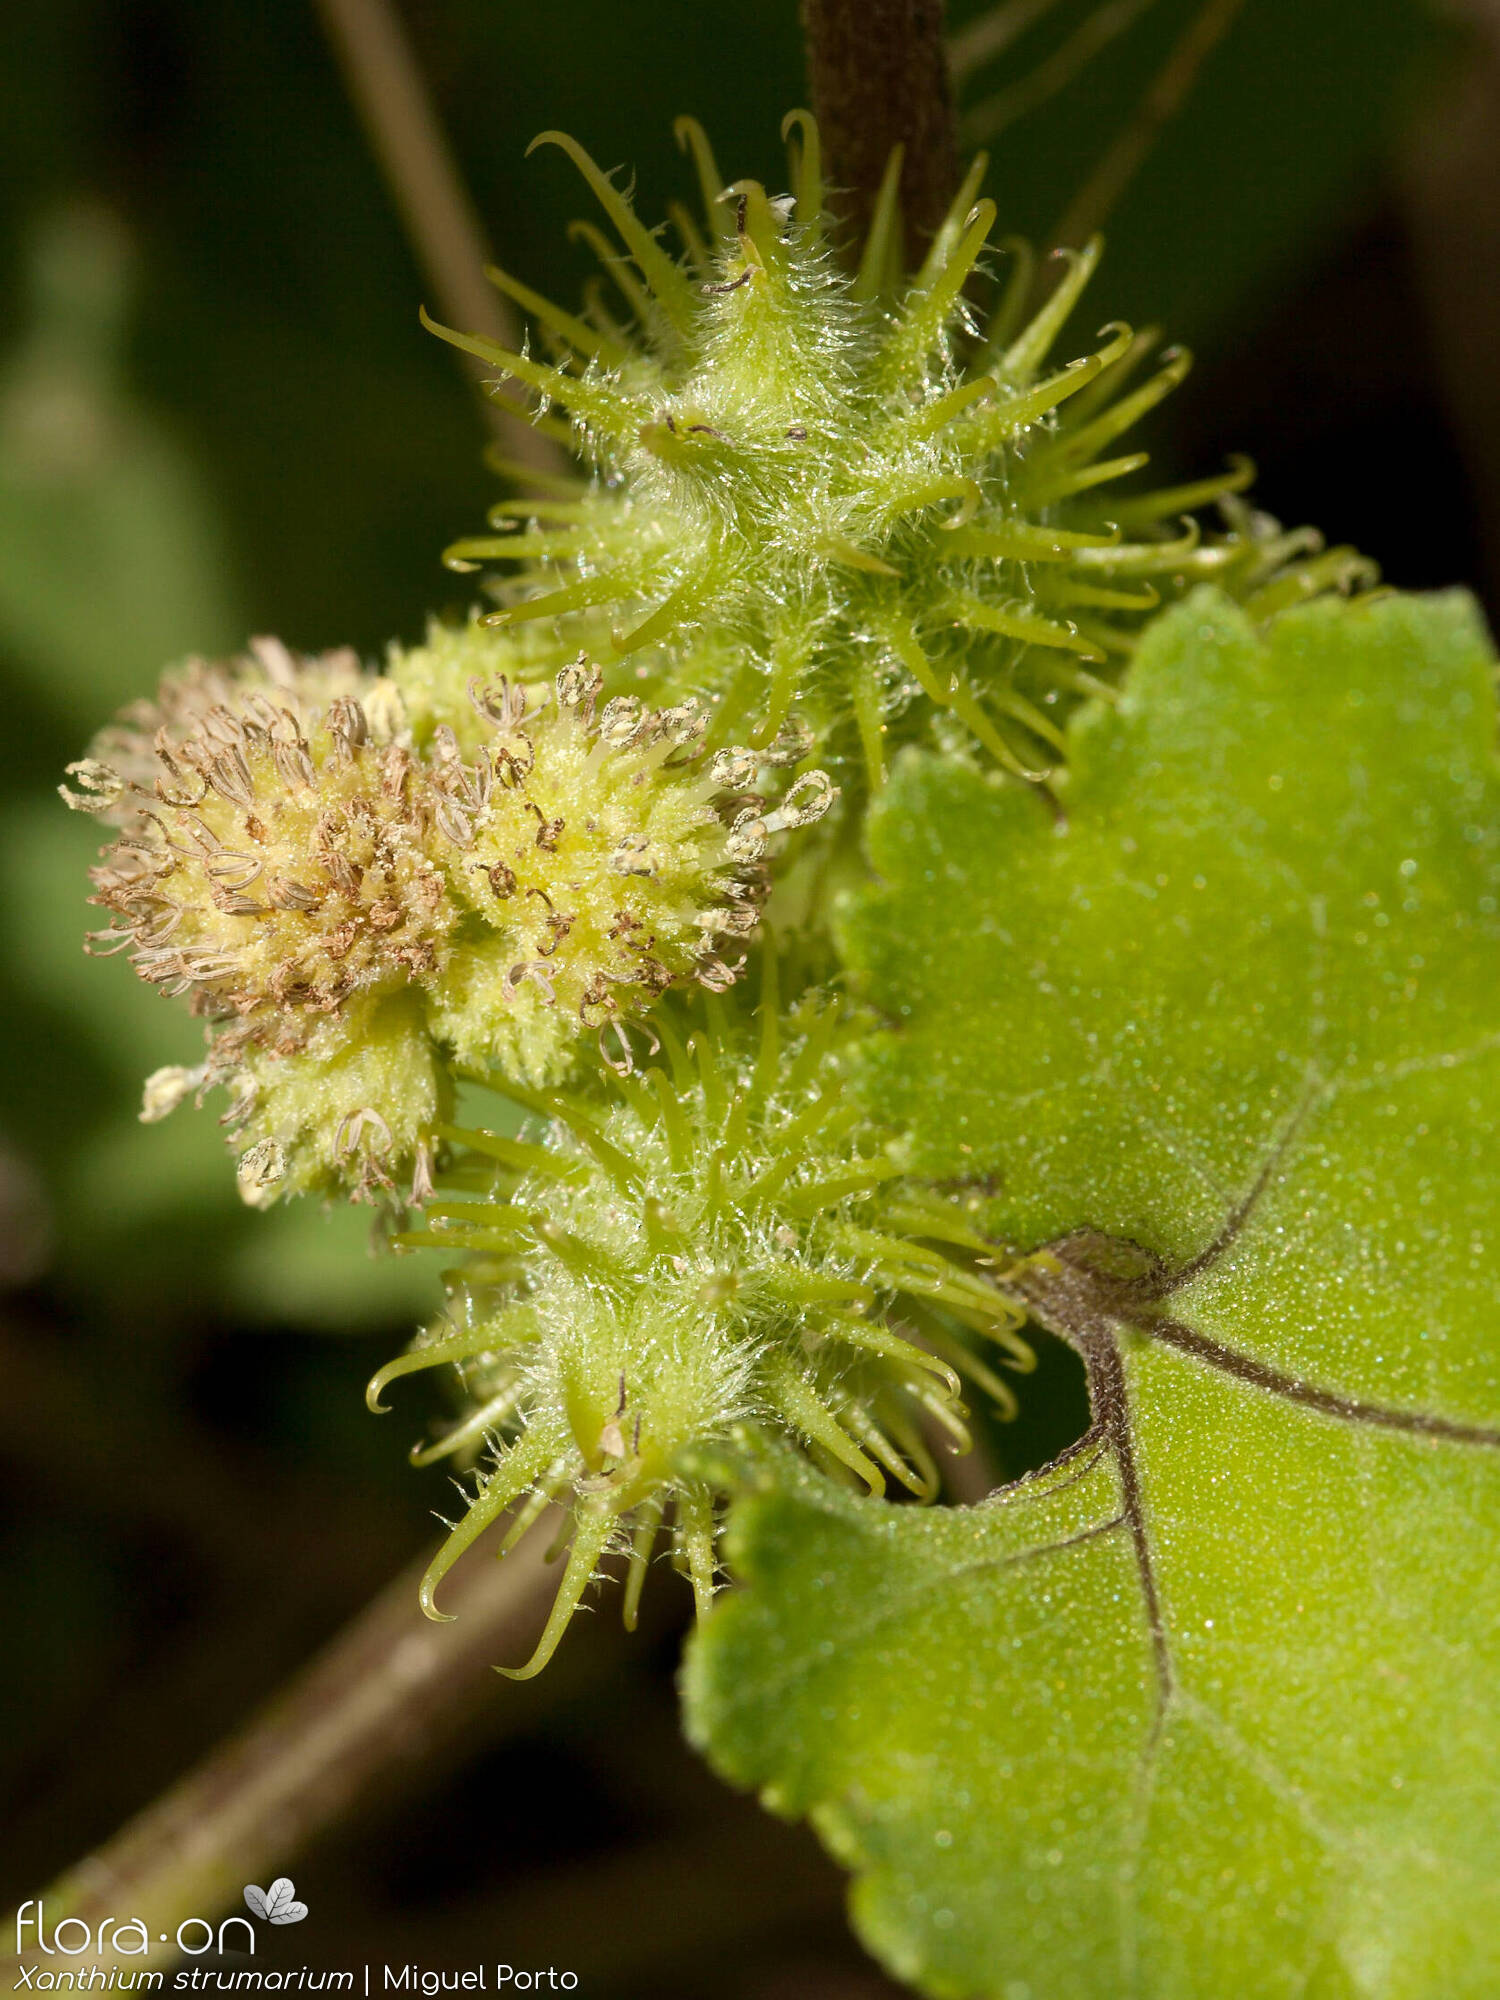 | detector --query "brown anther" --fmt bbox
[492,738,535,787]
[268,960,301,1004]
[393,939,436,976]
[272,740,316,790]
[598,696,644,748]
[334,1106,394,1160]
[578,972,618,1021]
[380,745,412,799]
[698,903,759,938]
[467,757,494,810]
[202,704,246,750]
[155,770,209,809]
[525,802,564,851]
[82,925,134,957]
[248,635,299,687]
[205,852,264,890]
[711,747,760,790]
[503,961,557,1005]
[175,814,221,855]
[210,886,266,917]
[469,675,529,729]
[610,835,654,879]
[763,716,815,766]
[207,748,256,809]
[634,955,673,995]
[325,697,369,756]
[556,654,602,720]
[322,852,363,898]
[695,955,743,992]
[312,971,352,1012]
[266,876,321,912]
[435,799,474,847]
[537,912,575,959]
[430,724,464,773]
